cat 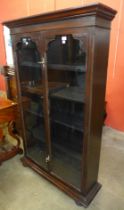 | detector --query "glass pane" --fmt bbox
[16,37,48,169]
[47,34,86,189]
